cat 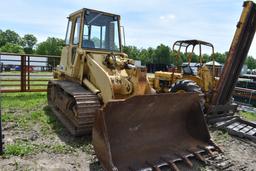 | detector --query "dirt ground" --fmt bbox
[205,131,256,171]
[0,93,255,171]
[1,129,255,171]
